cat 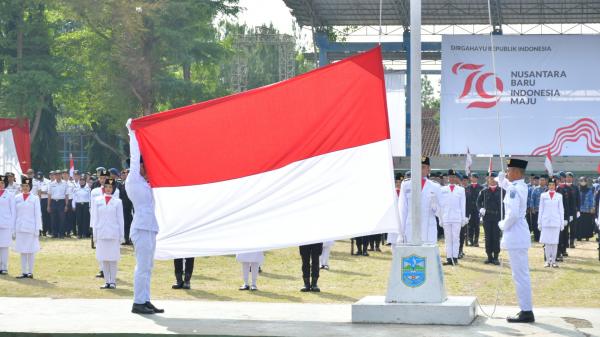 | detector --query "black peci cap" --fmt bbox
[421,156,430,166]
[506,158,528,169]
[448,169,457,176]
